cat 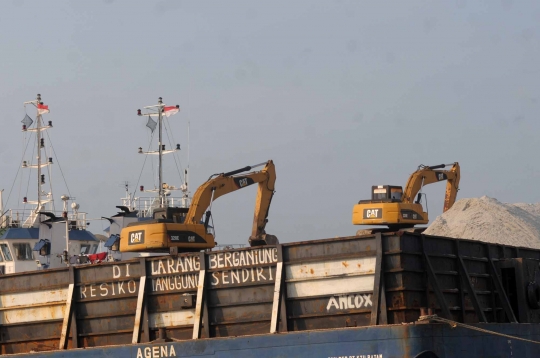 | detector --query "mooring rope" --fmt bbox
[418,315,540,345]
